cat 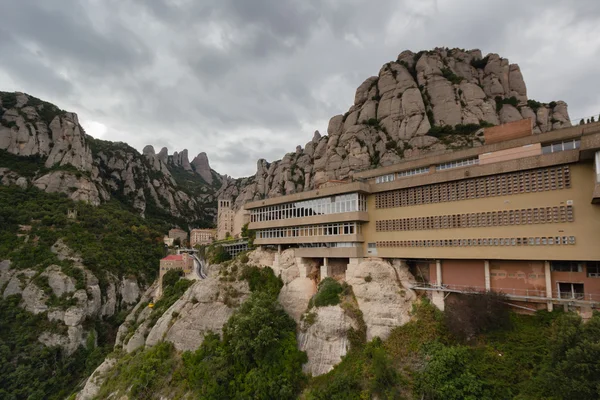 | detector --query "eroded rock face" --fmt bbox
[297,305,356,376]
[218,48,571,210]
[76,357,117,400]
[346,259,417,341]
[0,242,142,356]
[119,267,250,353]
